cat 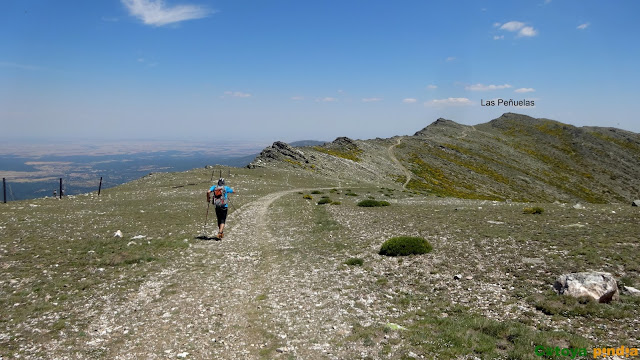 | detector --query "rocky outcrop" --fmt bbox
[553,272,619,303]
[321,137,359,151]
[633,200,640,207]
[247,141,309,168]
[414,118,462,136]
